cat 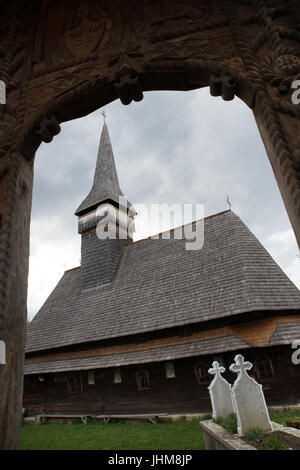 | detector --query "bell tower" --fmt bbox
[75,121,135,290]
